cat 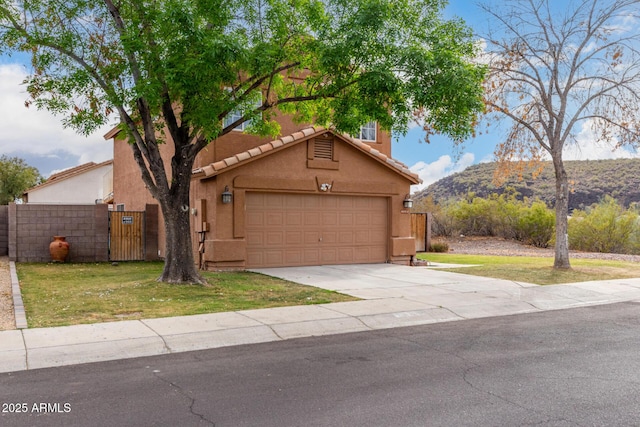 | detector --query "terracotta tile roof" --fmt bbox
[192,127,421,184]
